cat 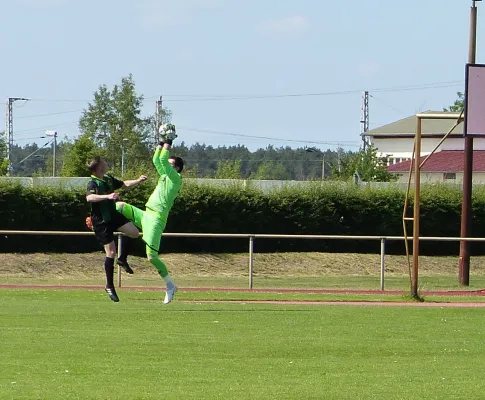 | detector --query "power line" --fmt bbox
[13,136,46,143]
[10,122,360,149]
[179,126,362,147]
[21,80,464,104]
[15,109,83,119]
[369,94,406,115]
[13,120,79,135]
[159,81,464,102]
[28,98,88,103]
[16,139,54,165]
